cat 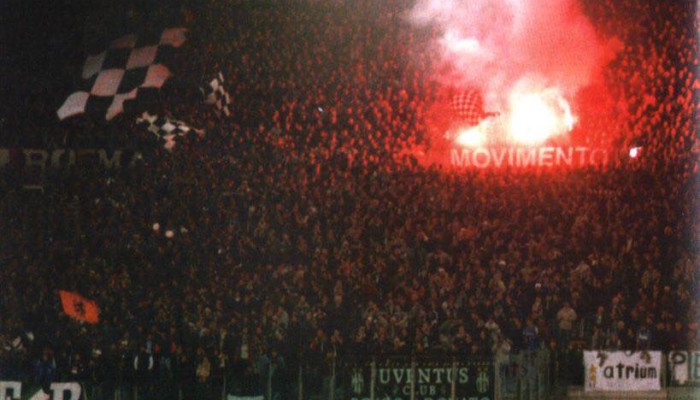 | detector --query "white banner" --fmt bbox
[583,351,661,391]
[0,382,81,400]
